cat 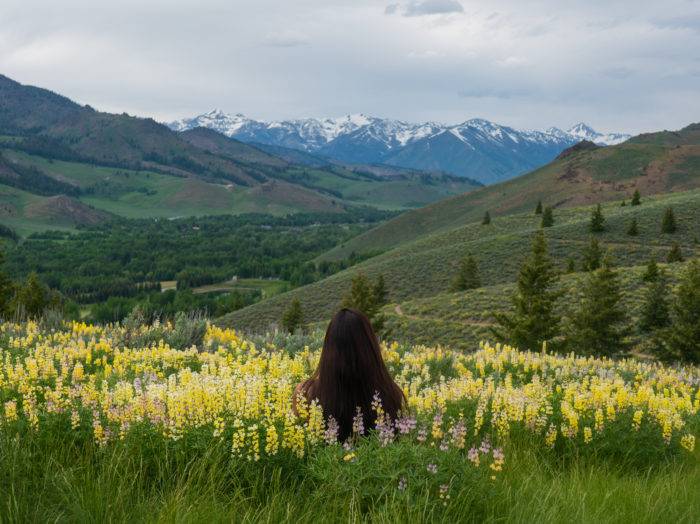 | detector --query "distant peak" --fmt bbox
[568,122,596,134]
